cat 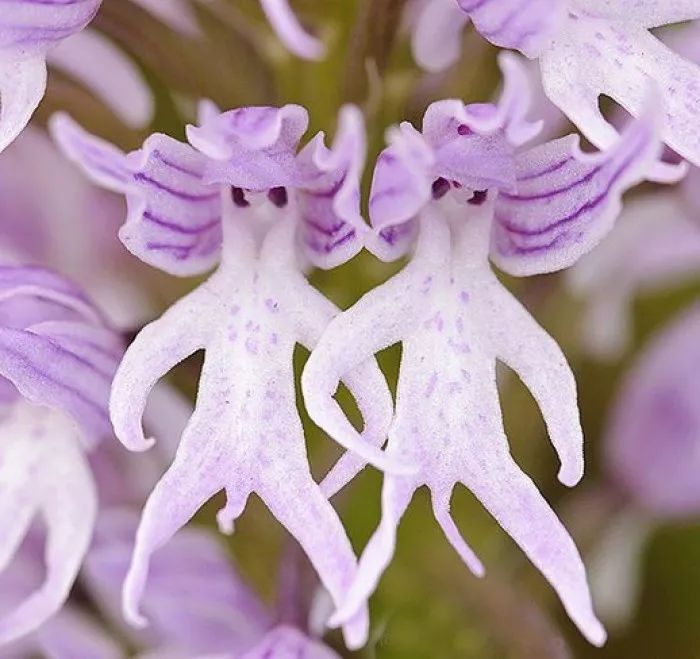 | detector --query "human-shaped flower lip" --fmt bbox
[0,265,120,646]
[0,0,102,154]
[301,55,665,649]
[52,104,404,651]
[604,304,700,520]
